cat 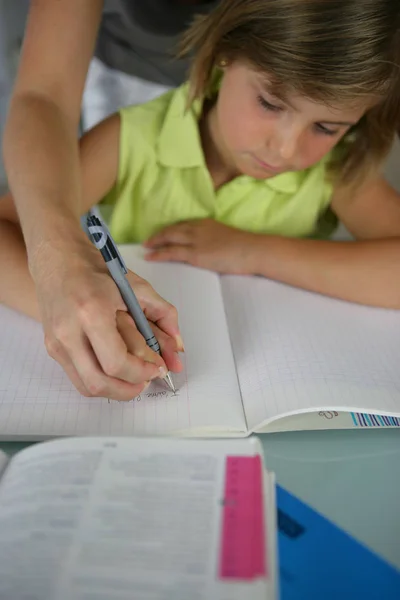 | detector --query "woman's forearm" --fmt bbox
[3,93,85,260]
[250,235,400,309]
[3,0,103,263]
